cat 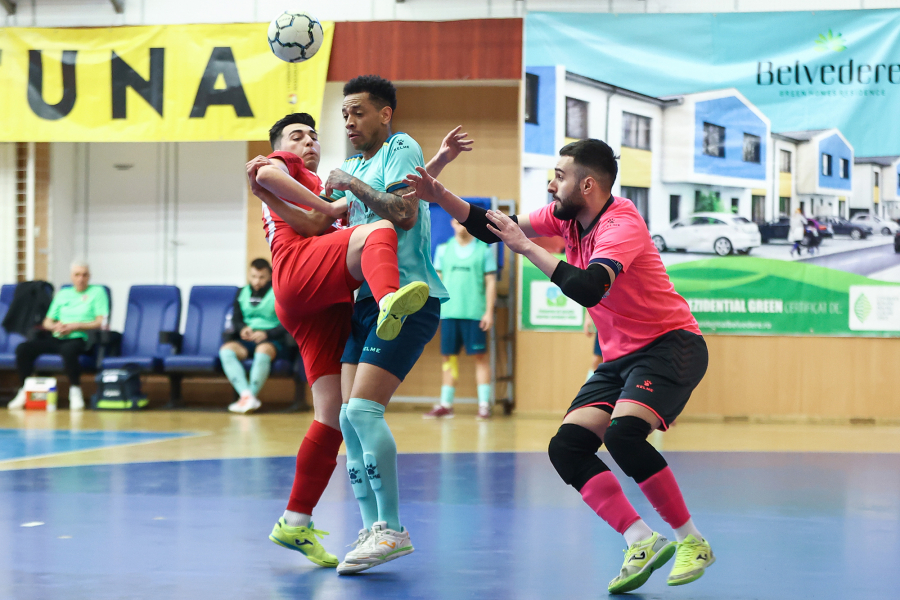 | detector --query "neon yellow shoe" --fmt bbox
[667,534,715,586]
[375,281,430,341]
[269,518,338,568]
[607,532,676,594]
